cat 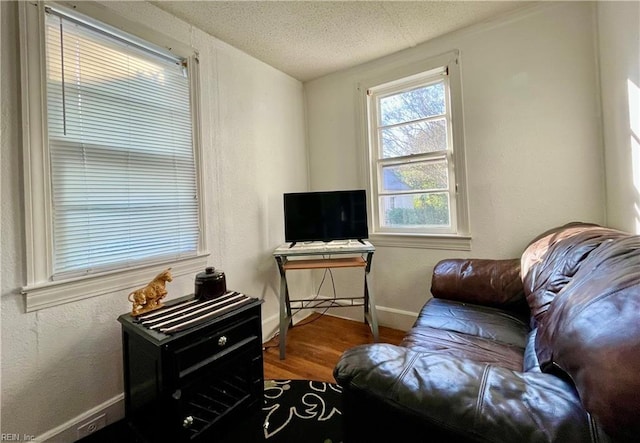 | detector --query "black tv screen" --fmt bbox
[284,190,368,244]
